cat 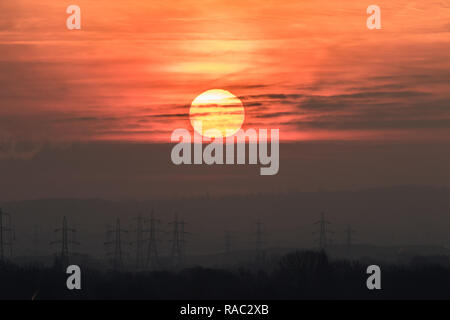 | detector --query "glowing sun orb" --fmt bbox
[189,89,245,138]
